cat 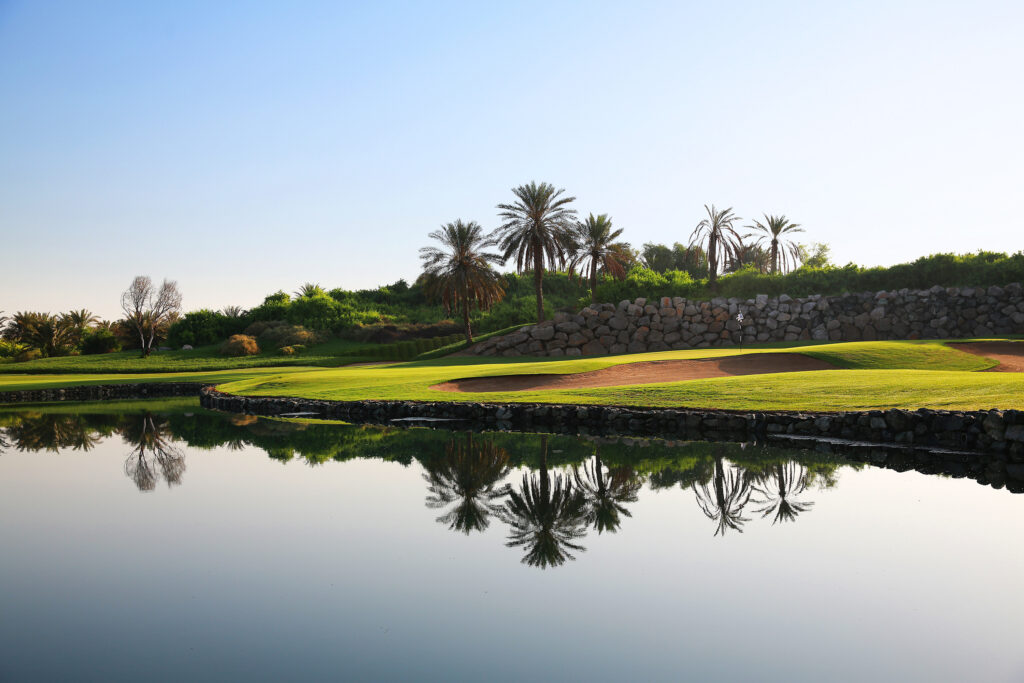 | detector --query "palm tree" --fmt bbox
[689,205,744,289]
[10,312,74,357]
[423,434,512,534]
[498,435,589,568]
[221,305,246,318]
[494,181,577,323]
[748,214,803,274]
[566,214,633,303]
[294,283,326,298]
[419,220,505,343]
[573,445,642,533]
[692,456,752,536]
[725,236,771,274]
[751,462,815,524]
